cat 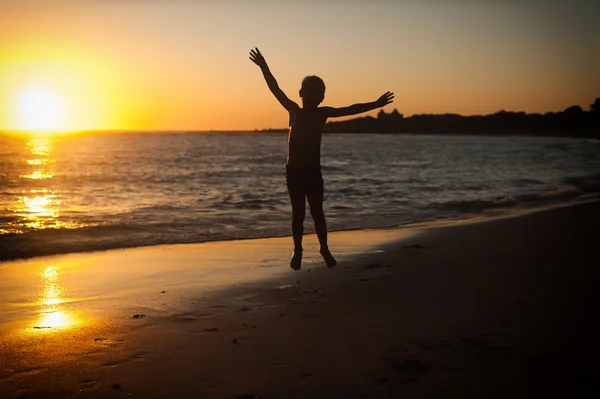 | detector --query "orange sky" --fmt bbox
[1,0,598,131]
